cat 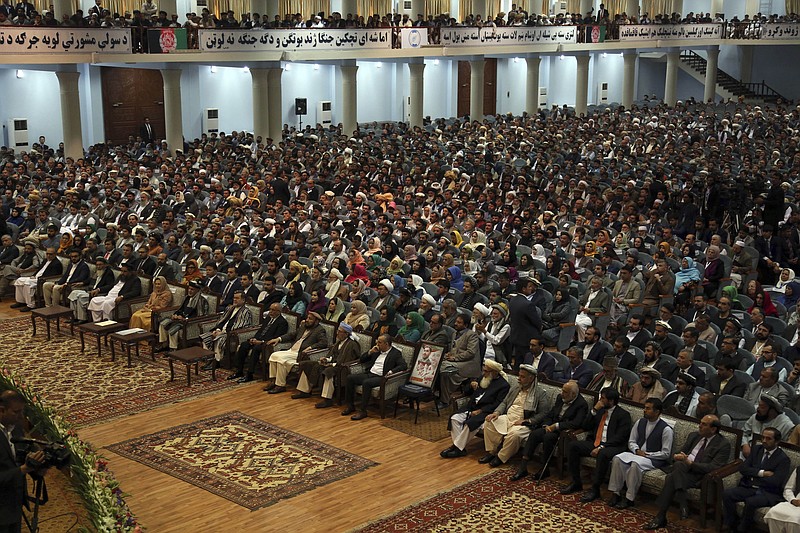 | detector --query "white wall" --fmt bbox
[590,52,624,104]
[548,55,577,107]
[180,66,202,139]
[0,69,63,150]
[78,65,105,145]
[197,65,254,135]
[496,57,527,115]
[636,57,665,100]
[283,62,335,129]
